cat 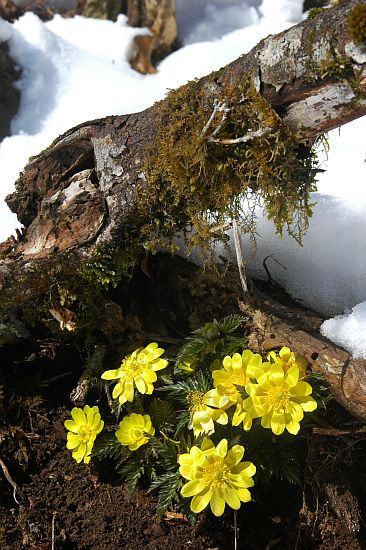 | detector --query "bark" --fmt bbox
[126,0,177,74]
[1,0,366,417]
[0,42,20,140]
[0,0,64,21]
